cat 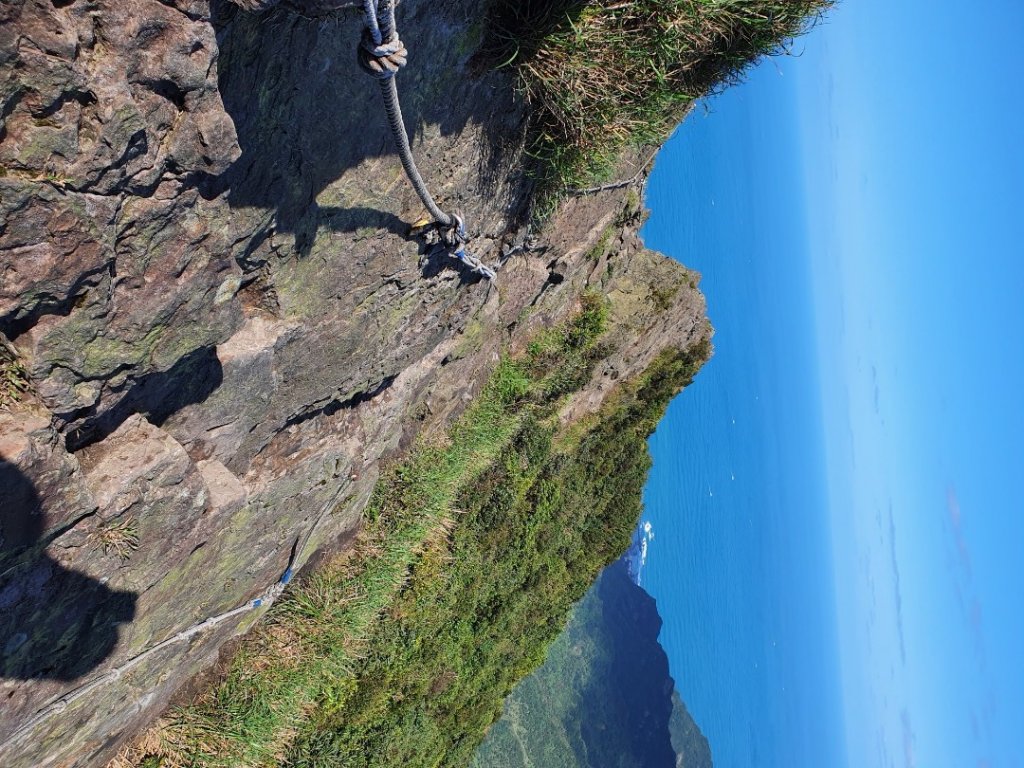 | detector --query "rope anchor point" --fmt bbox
[359,0,496,282]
